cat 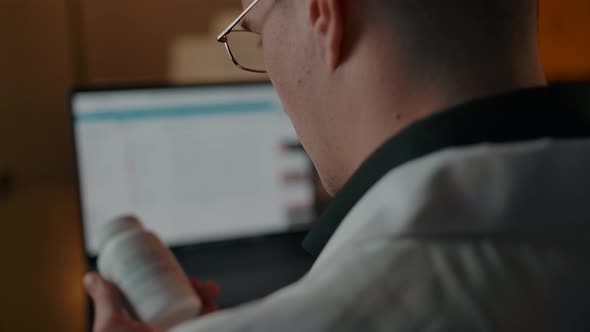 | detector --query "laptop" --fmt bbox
[70,82,316,308]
